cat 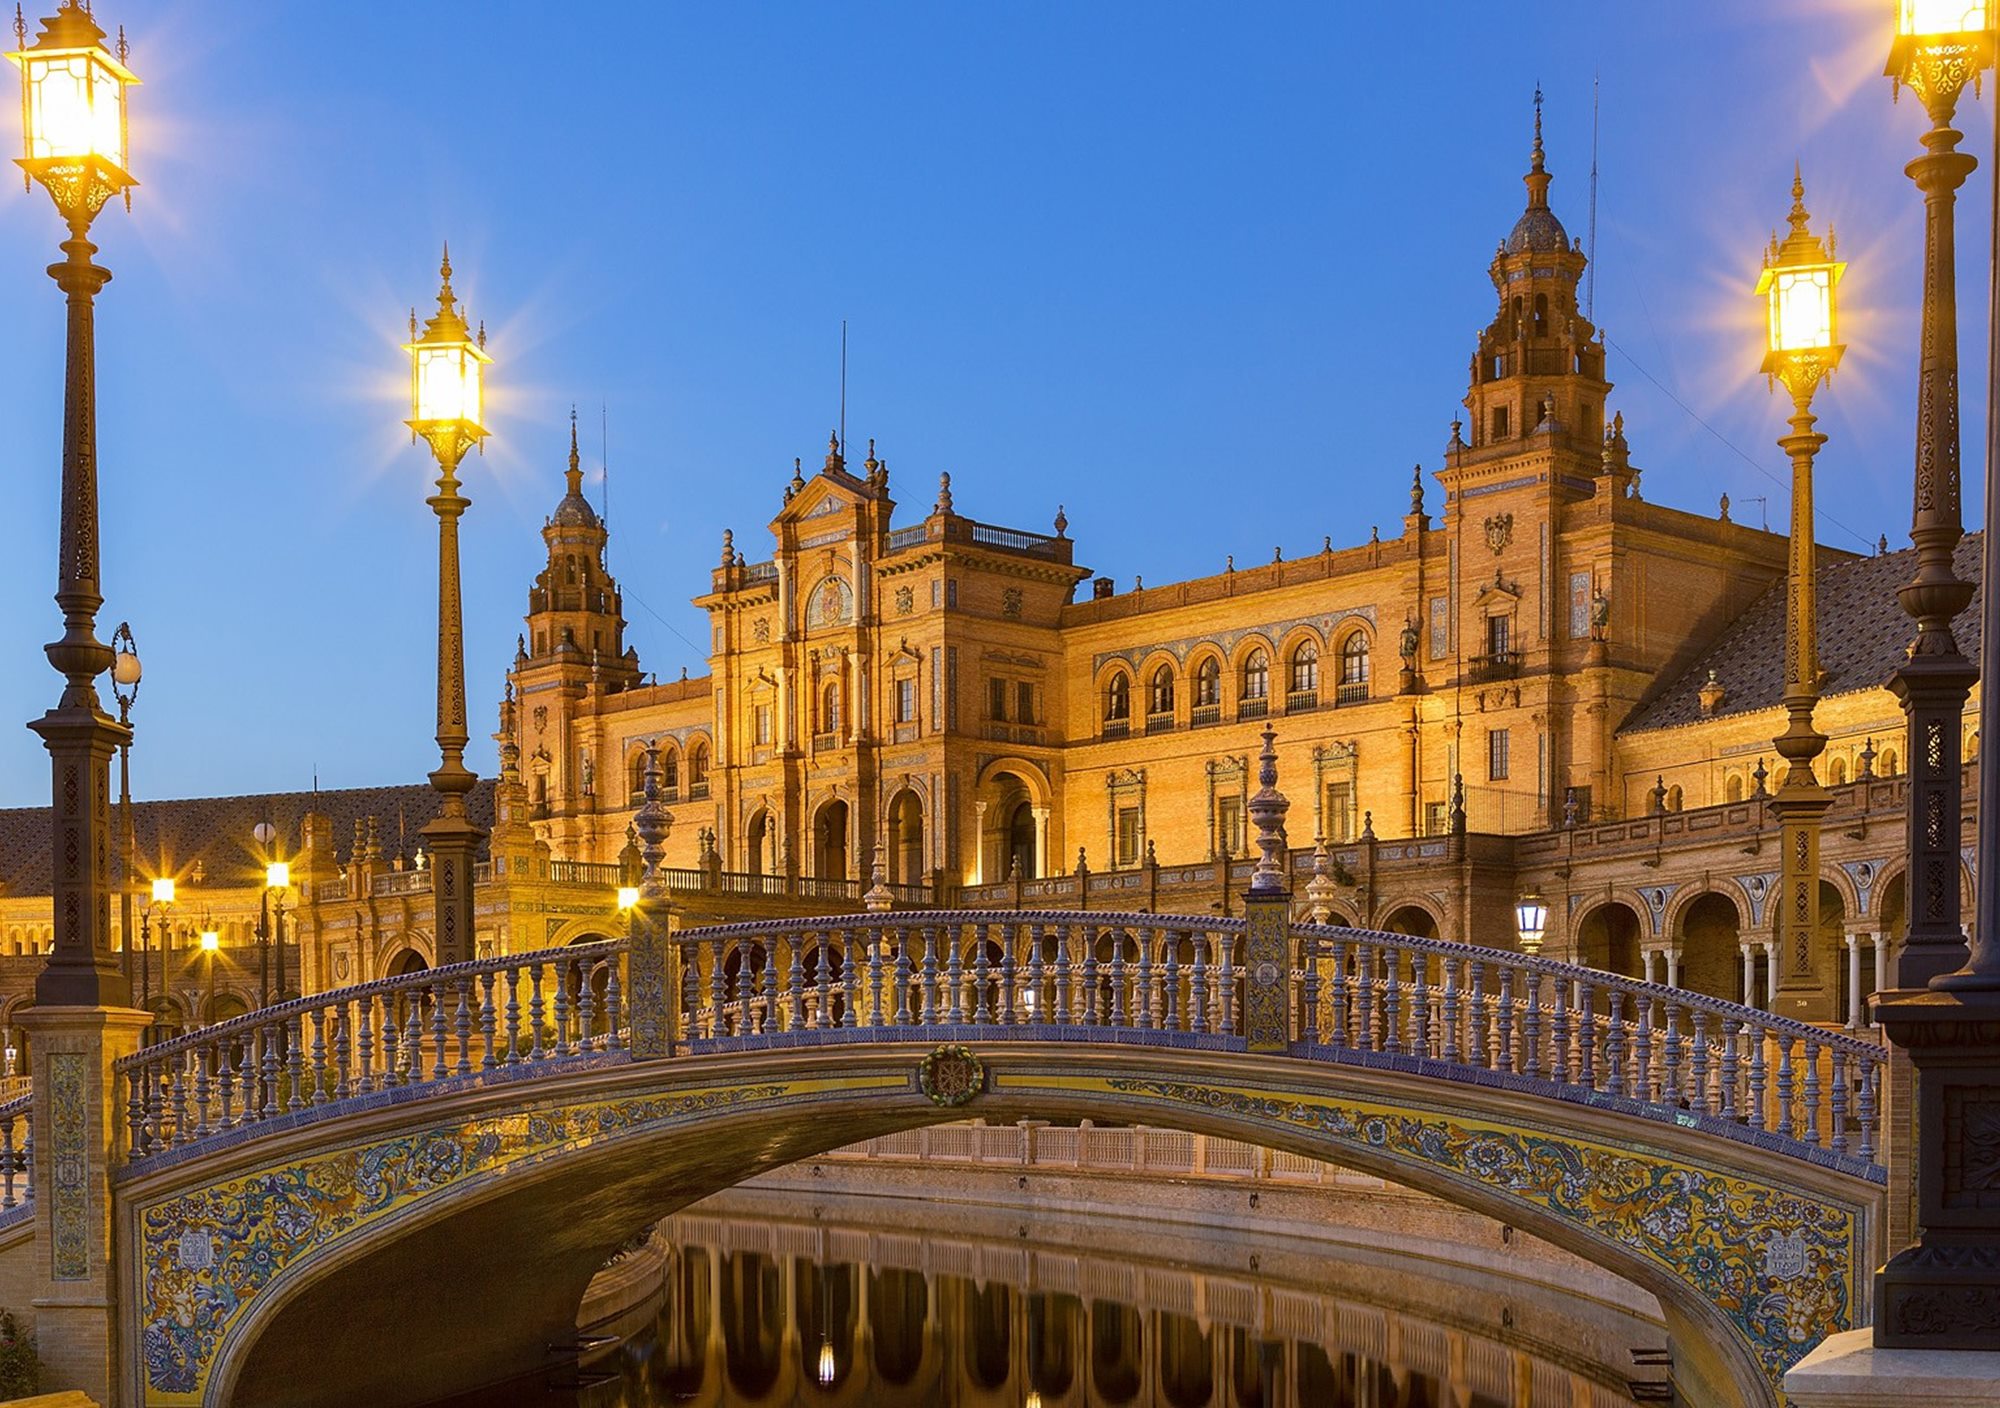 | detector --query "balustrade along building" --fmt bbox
[0,121,1972,1054]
